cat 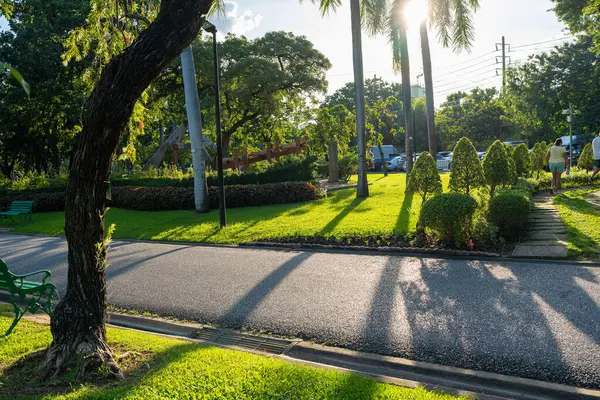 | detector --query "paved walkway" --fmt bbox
[512,193,569,259]
[1,234,599,388]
